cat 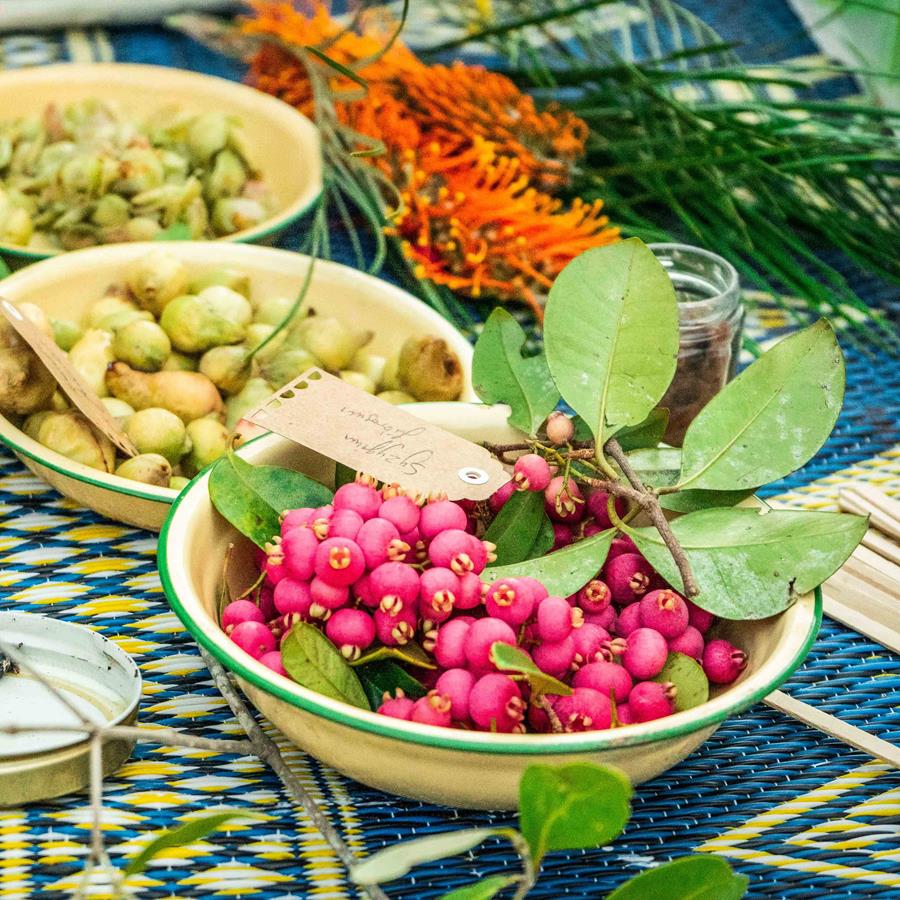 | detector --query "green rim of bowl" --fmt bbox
[159,472,824,755]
